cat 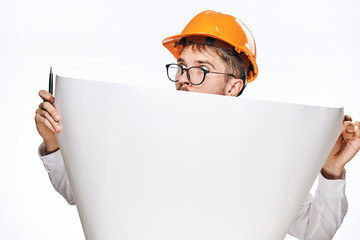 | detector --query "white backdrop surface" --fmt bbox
[56,76,343,240]
[0,0,359,239]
